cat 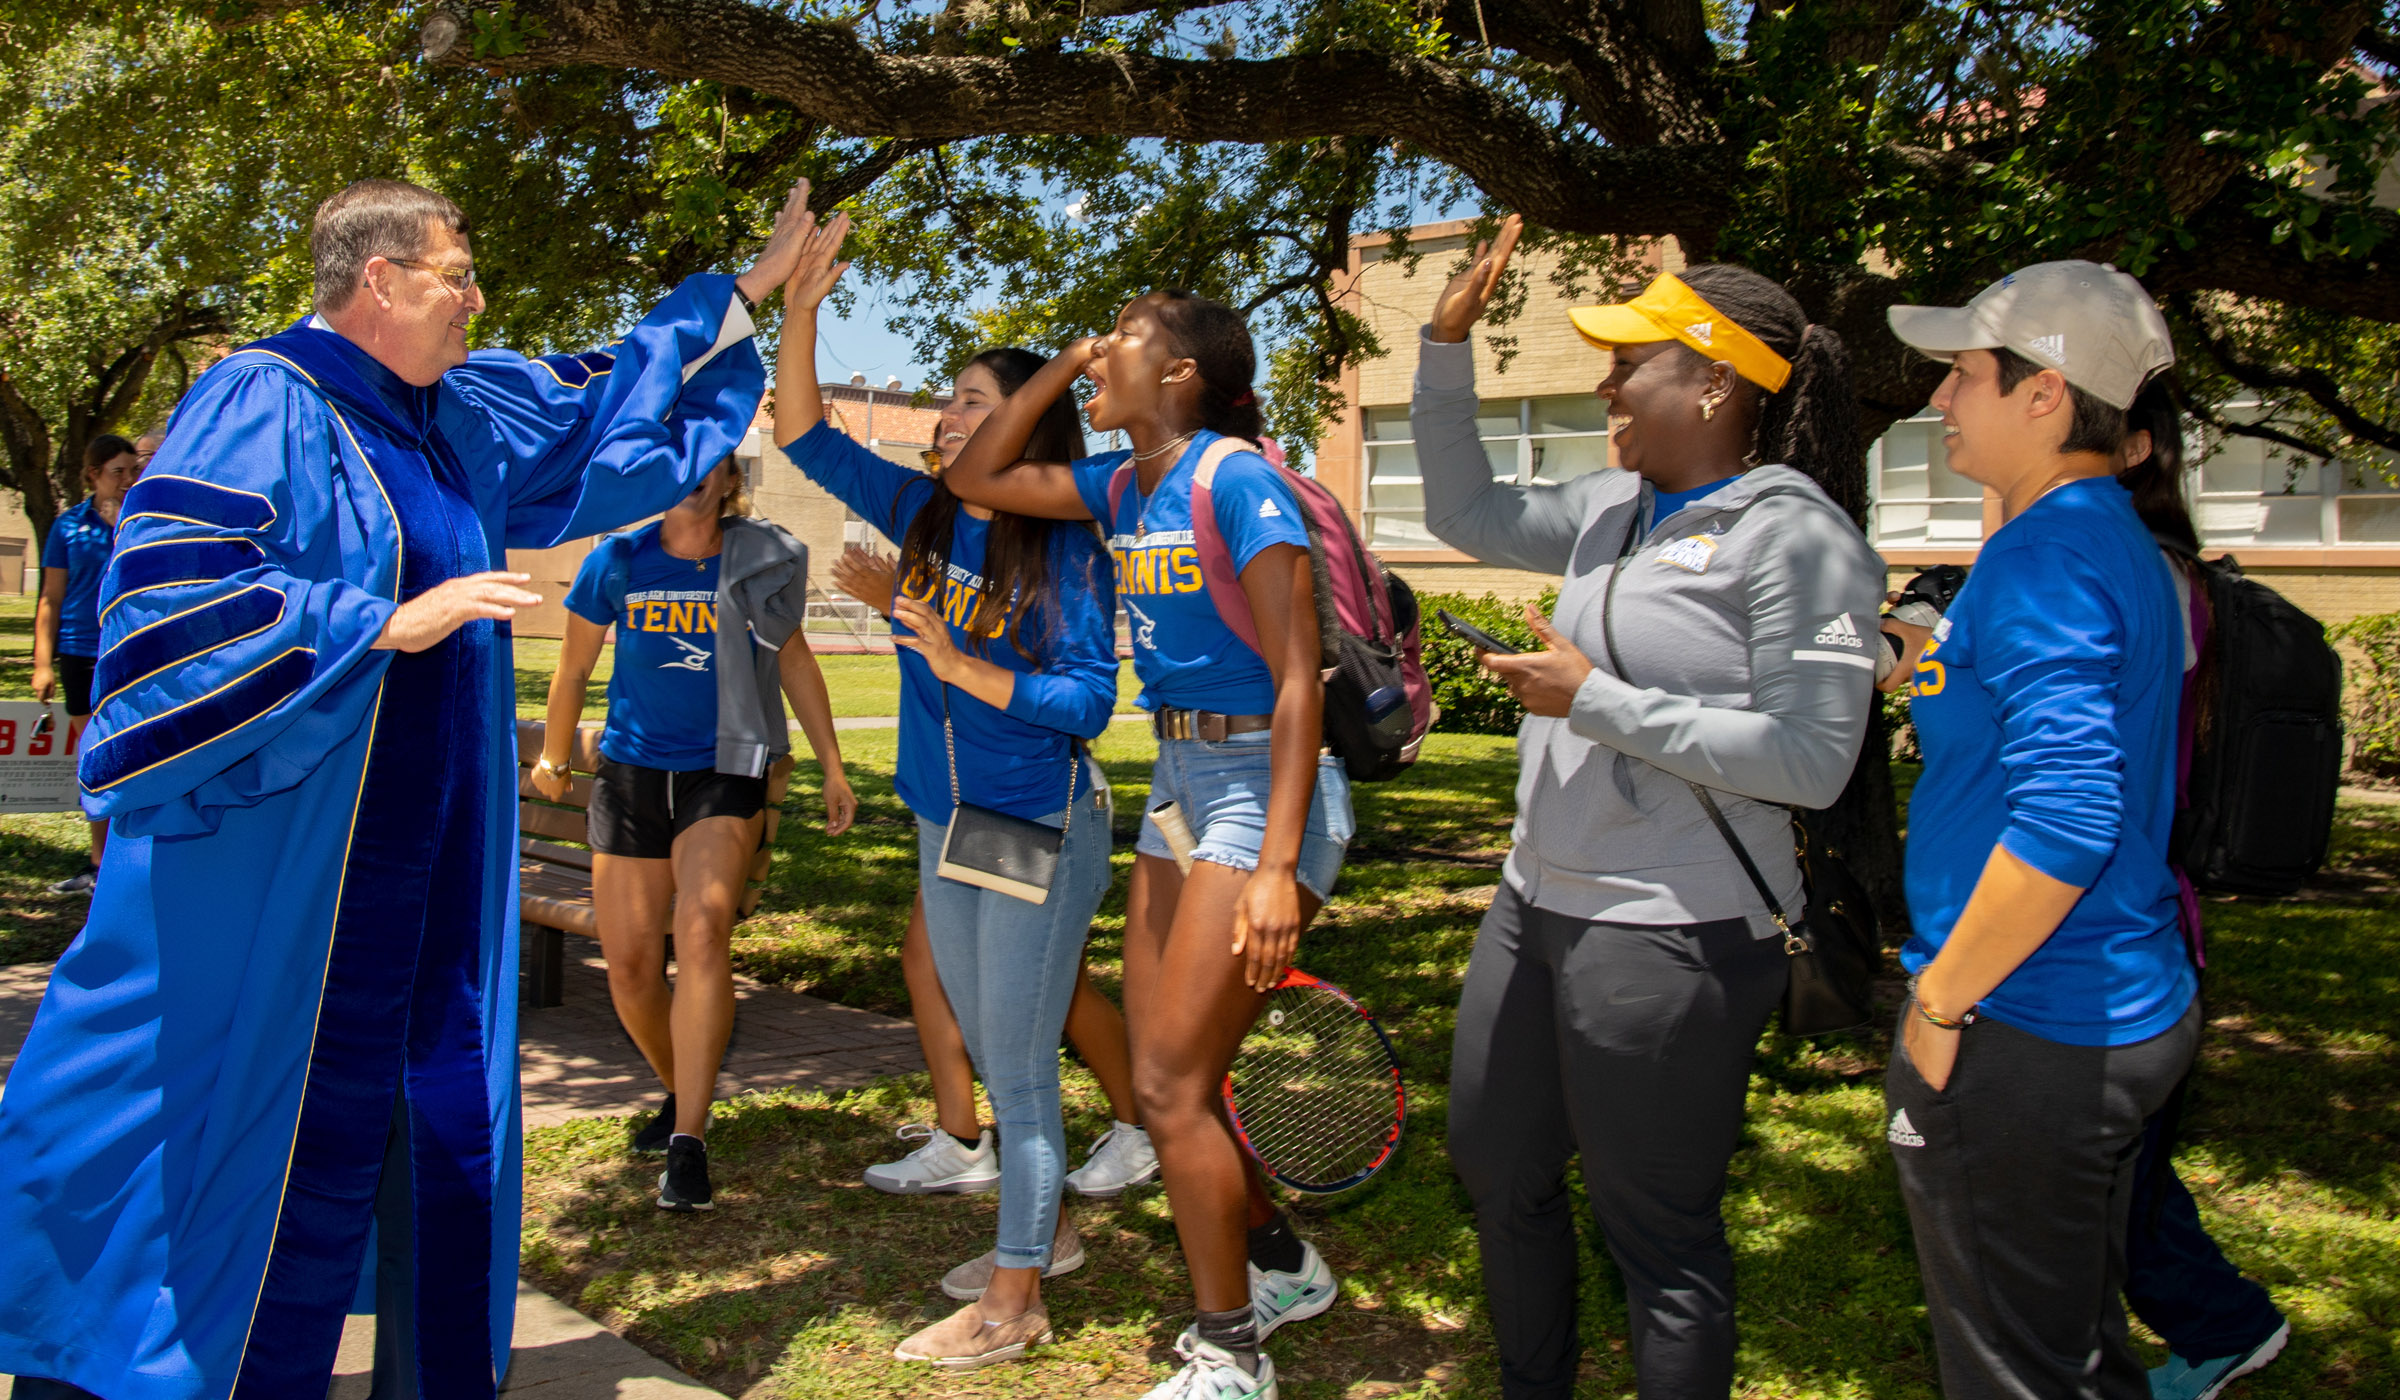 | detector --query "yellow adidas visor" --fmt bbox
[1568,273,1792,393]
